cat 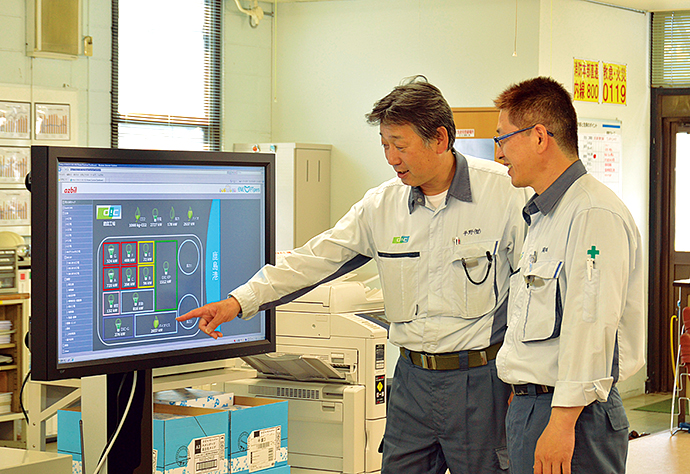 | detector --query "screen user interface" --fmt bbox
[58,161,267,367]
